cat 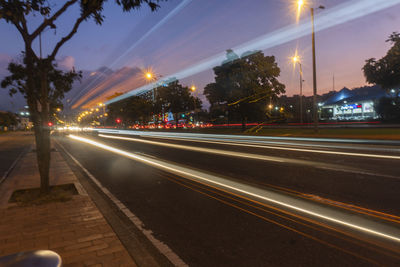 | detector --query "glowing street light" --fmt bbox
[292,54,304,123]
[297,0,304,8]
[145,72,153,80]
[190,85,198,123]
[144,68,162,123]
